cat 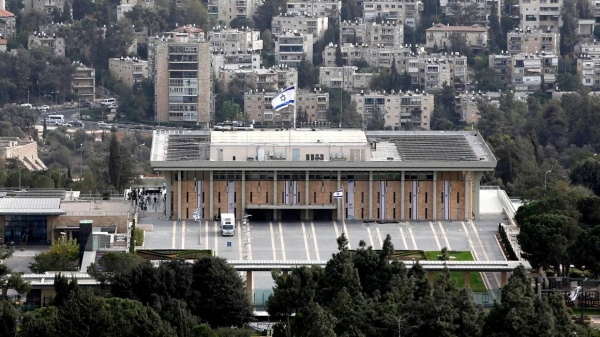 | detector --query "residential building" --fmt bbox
[218,66,298,92]
[272,14,329,41]
[577,56,600,89]
[507,29,559,55]
[0,9,15,38]
[455,91,530,124]
[274,31,314,68]
[518,0,562,31]
[341,19,403,48]
[575,42,600,59]
[151,34,211,125]
[352,91,433,130]
[211,51,261,72]
[208,27,262,54]
[23,0,65,14]
[577,19,594,38]
[28,32,66,57]
[440,0,502,24]
[319,66,373,91]
[323,44,468,92]
[71,63,95,102]
[117,0,154,21]
[489,52,558,92]
[286,0,341,18]
[207,0,258,25]
[109,57,149,88]
[149,128,497,223]
[243,90,329,125]
[361,0,423,27]
[0,37,6,52]
[148,26,206,77]
[426,23,488,52]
